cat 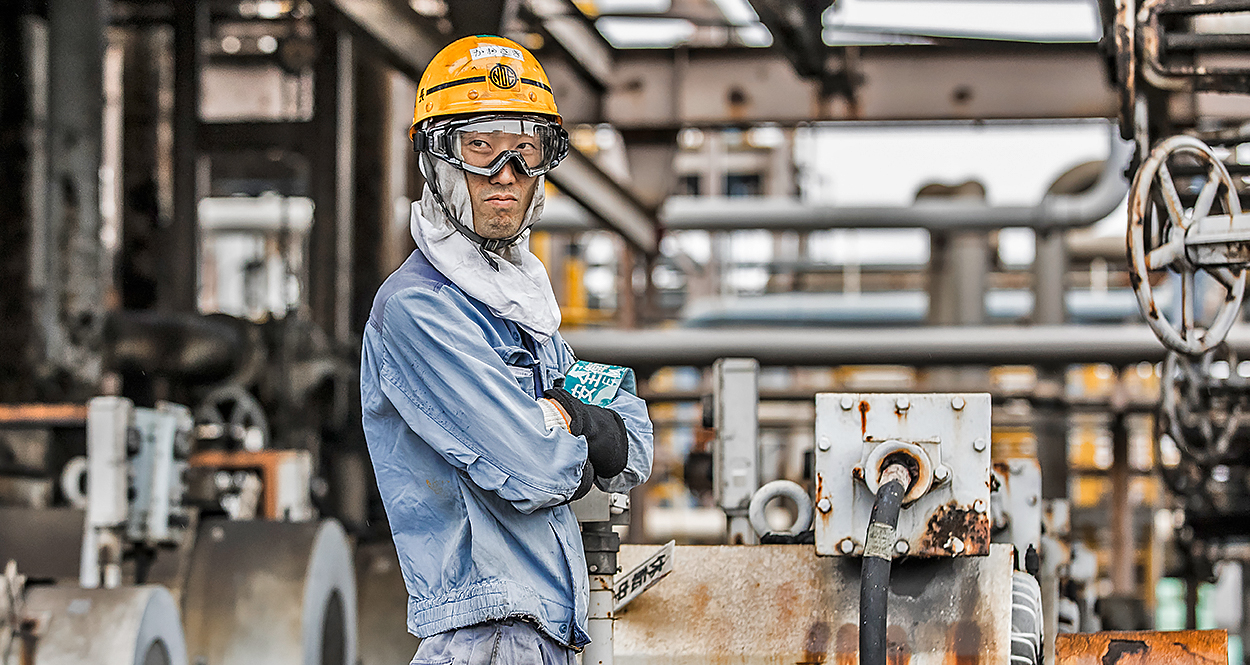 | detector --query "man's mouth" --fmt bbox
[485,193,517,202]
